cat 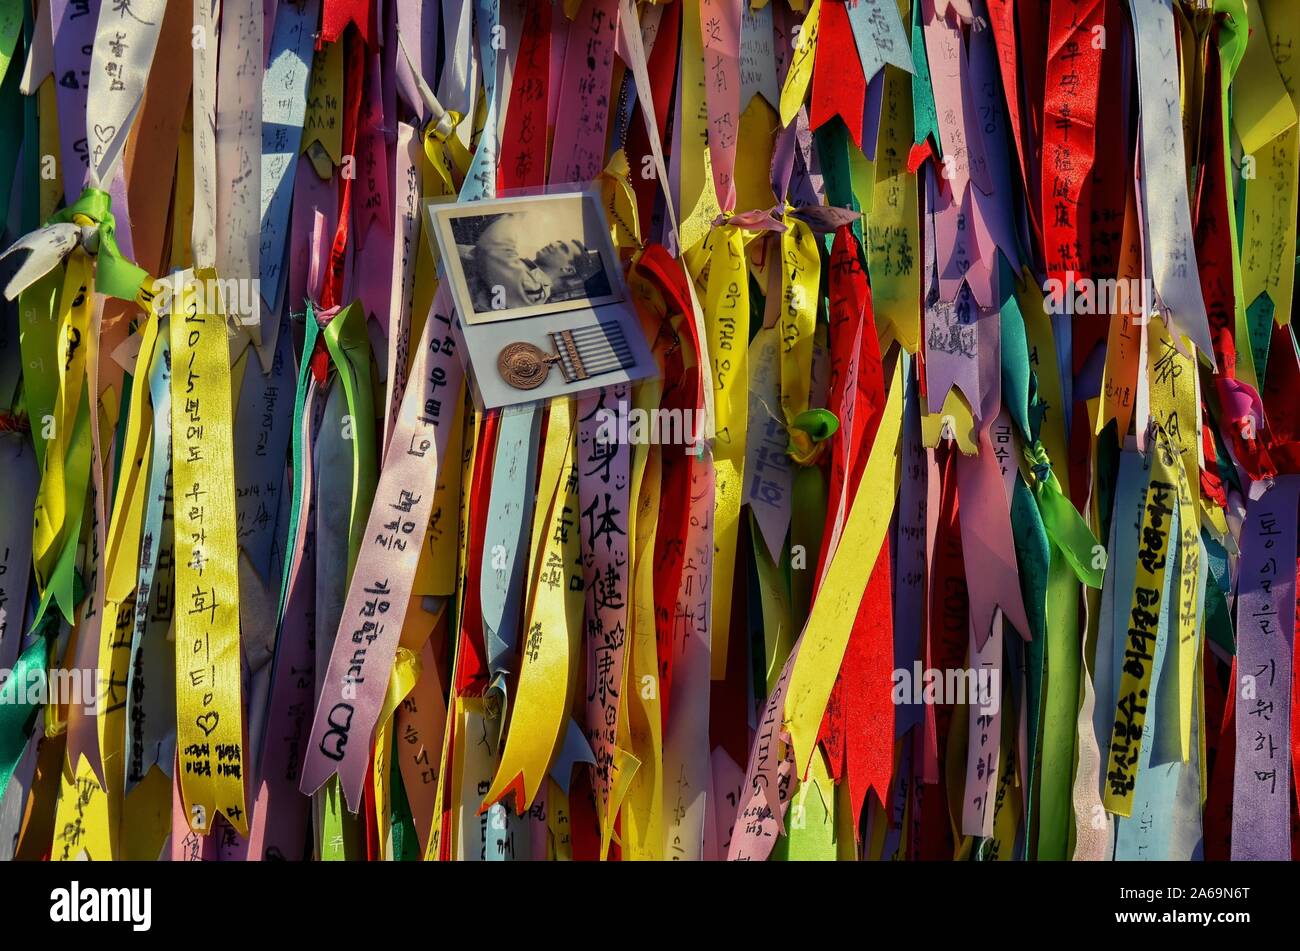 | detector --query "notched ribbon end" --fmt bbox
[478,770,529,817]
